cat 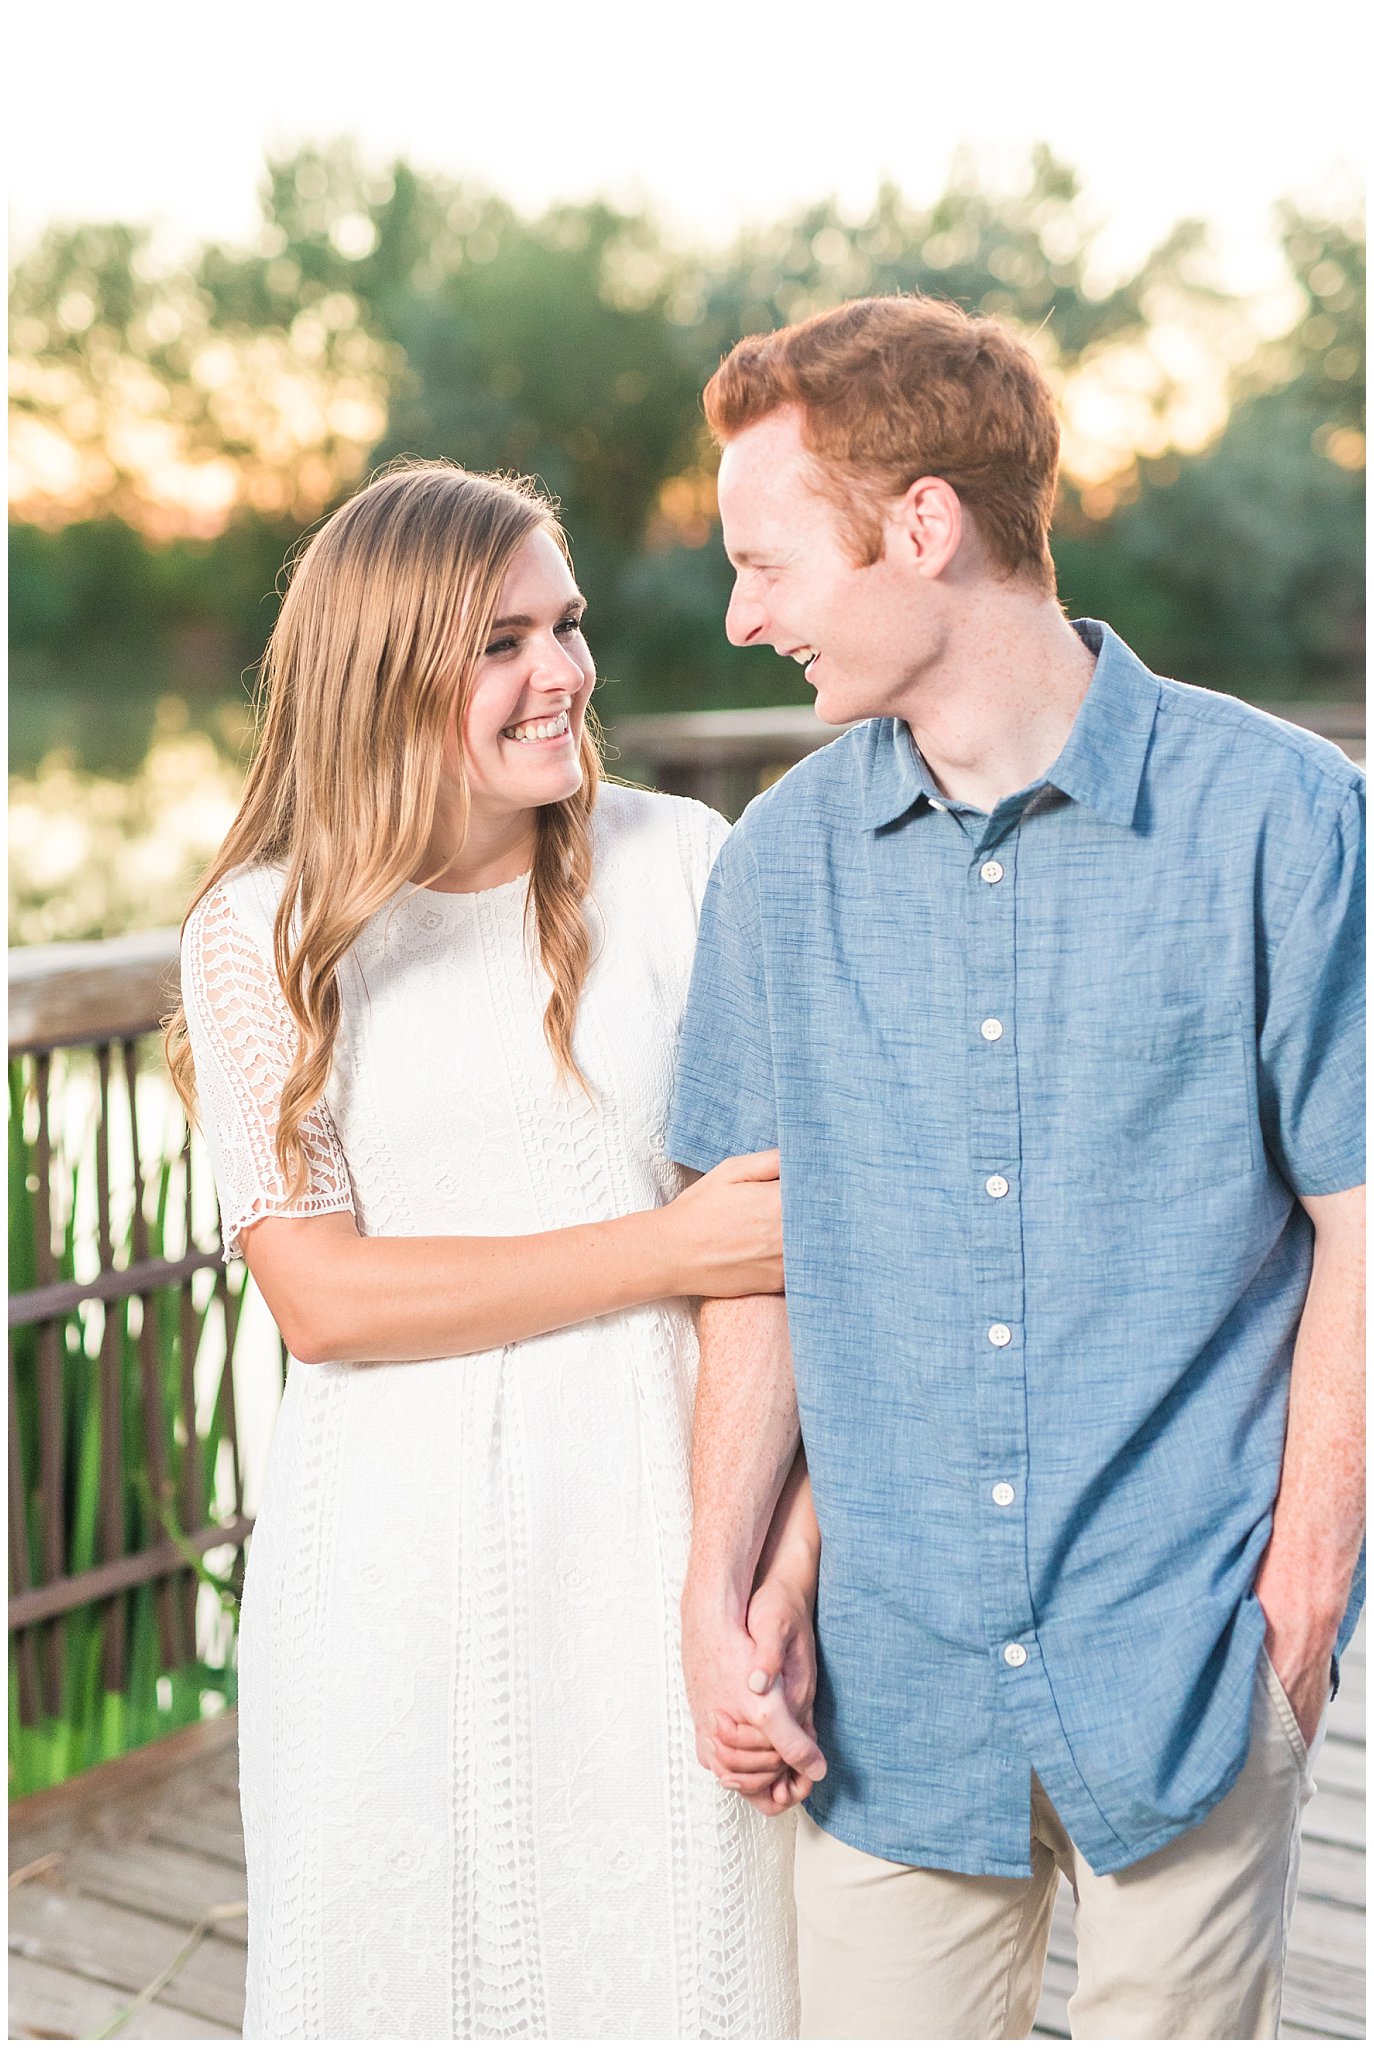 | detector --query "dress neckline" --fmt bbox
[402,869,532,907]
